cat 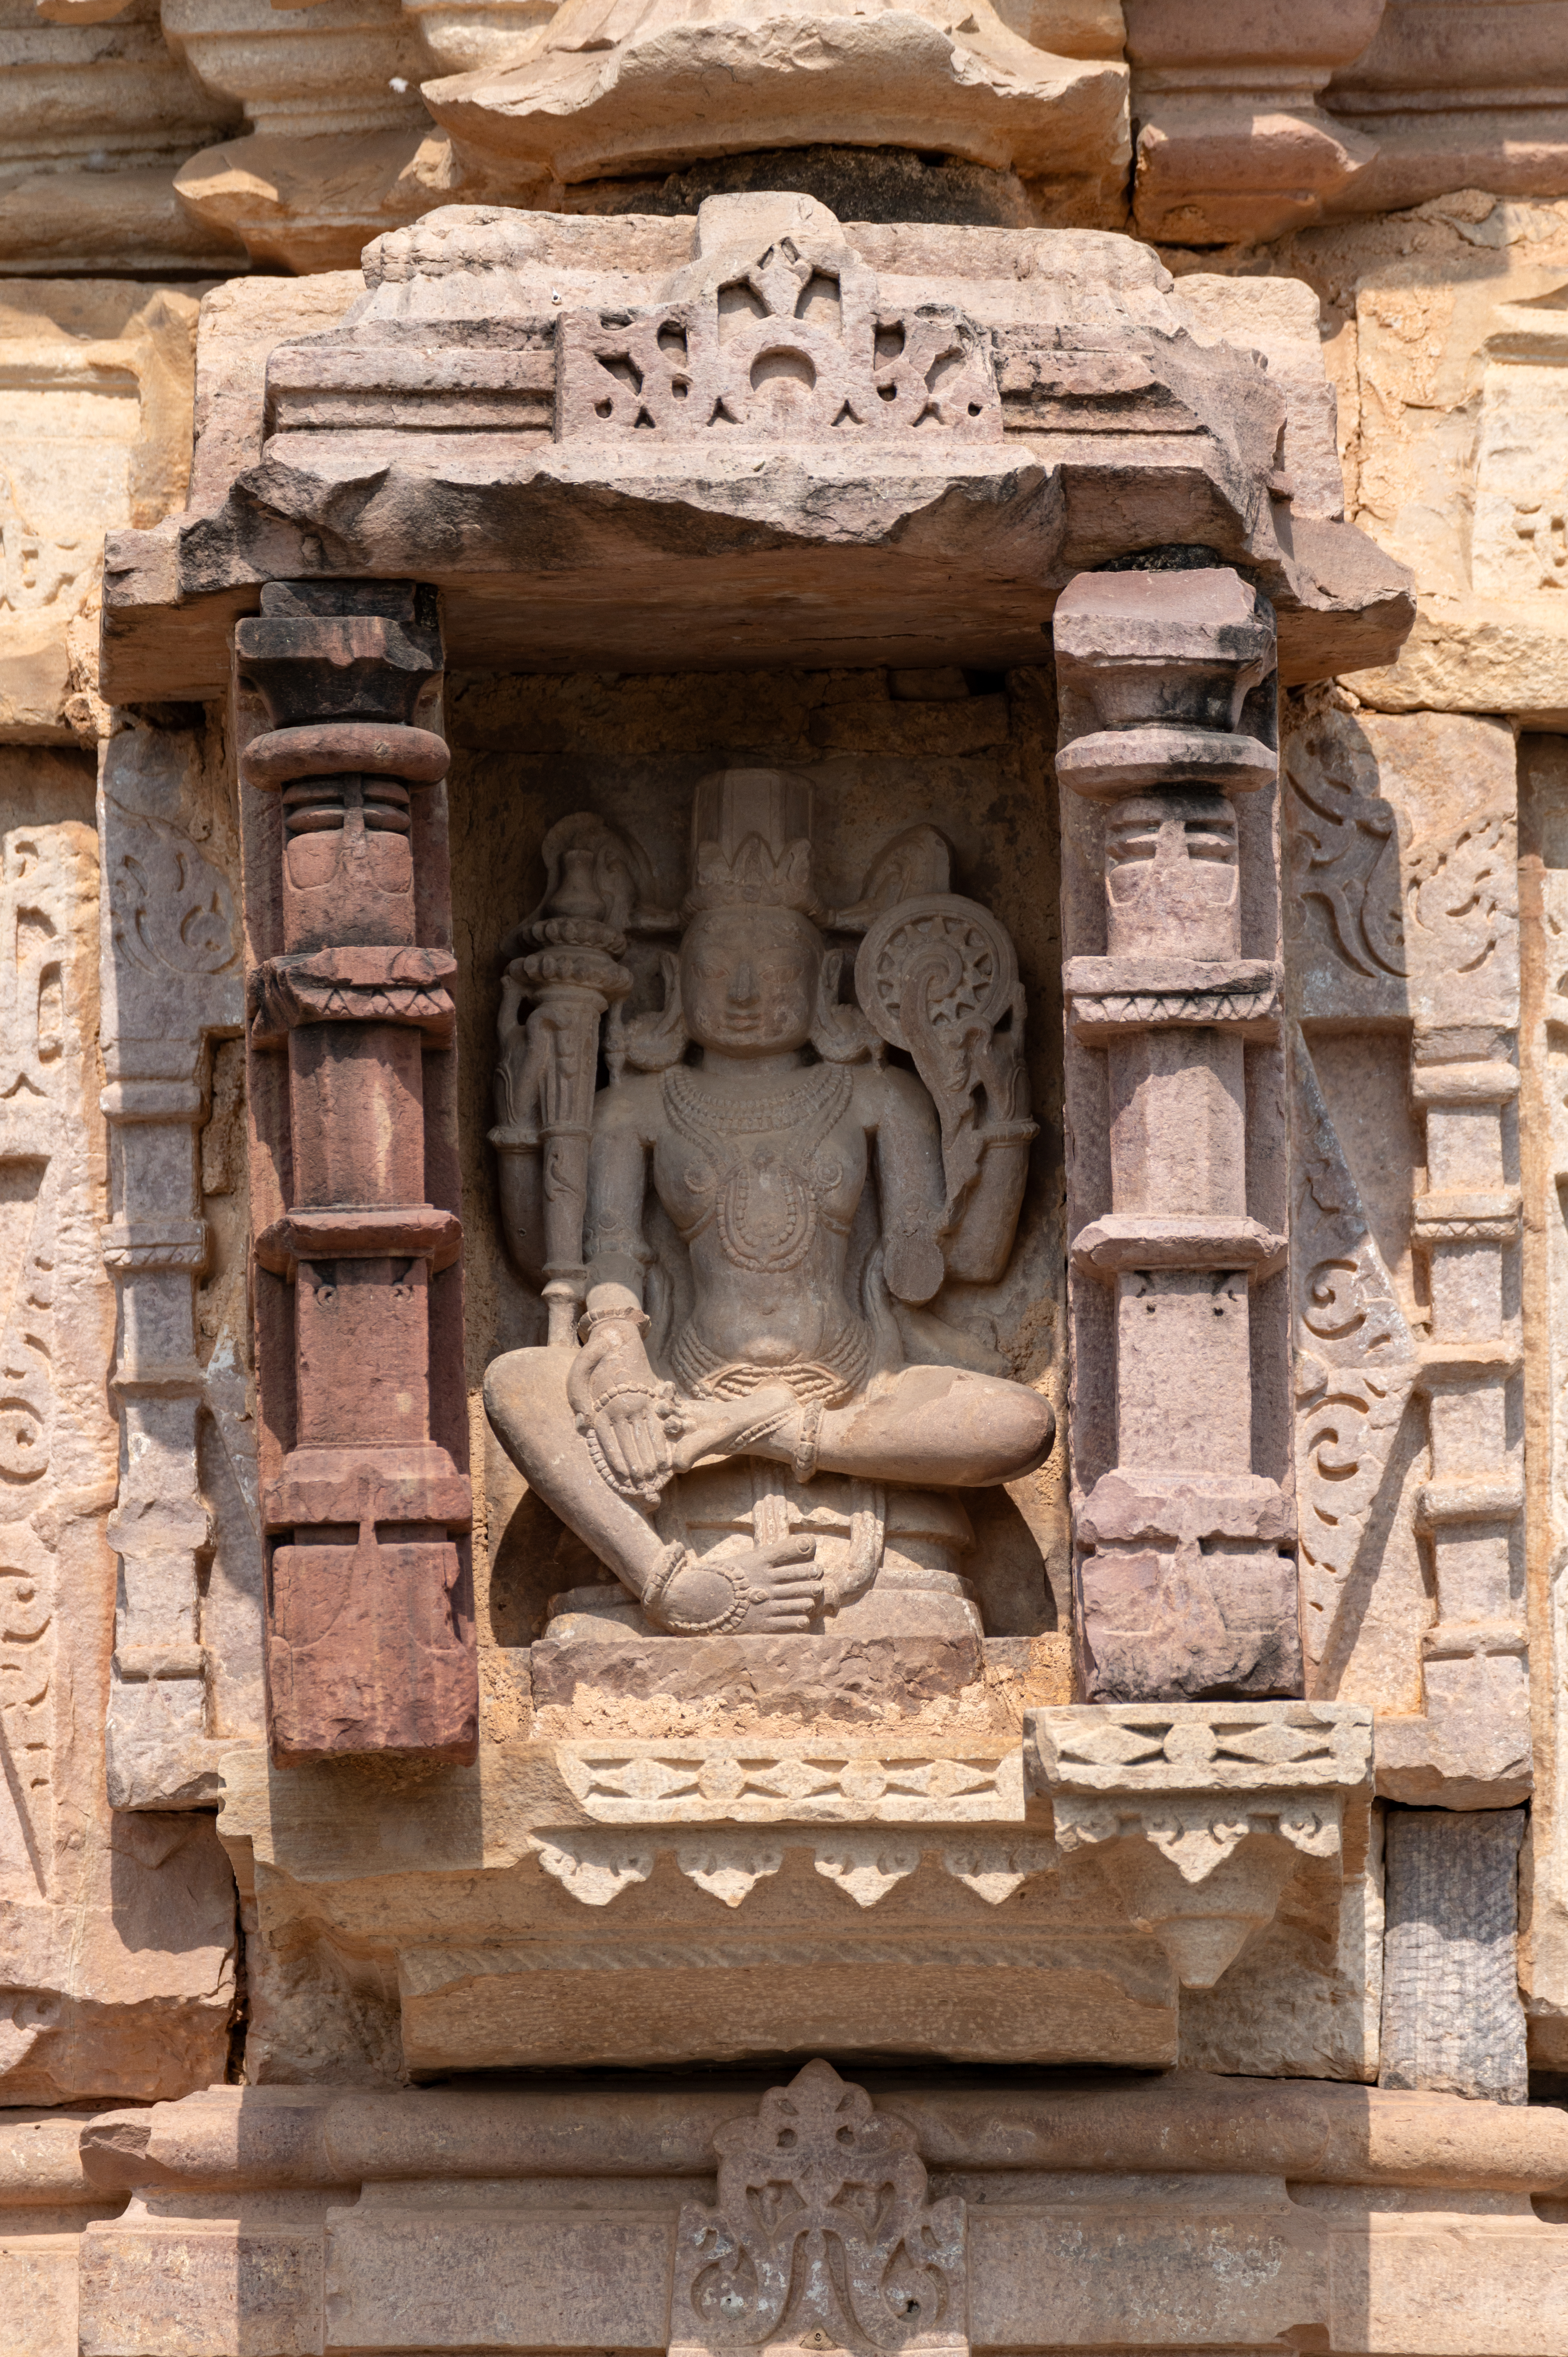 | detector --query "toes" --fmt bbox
[762,1535,816,1565]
